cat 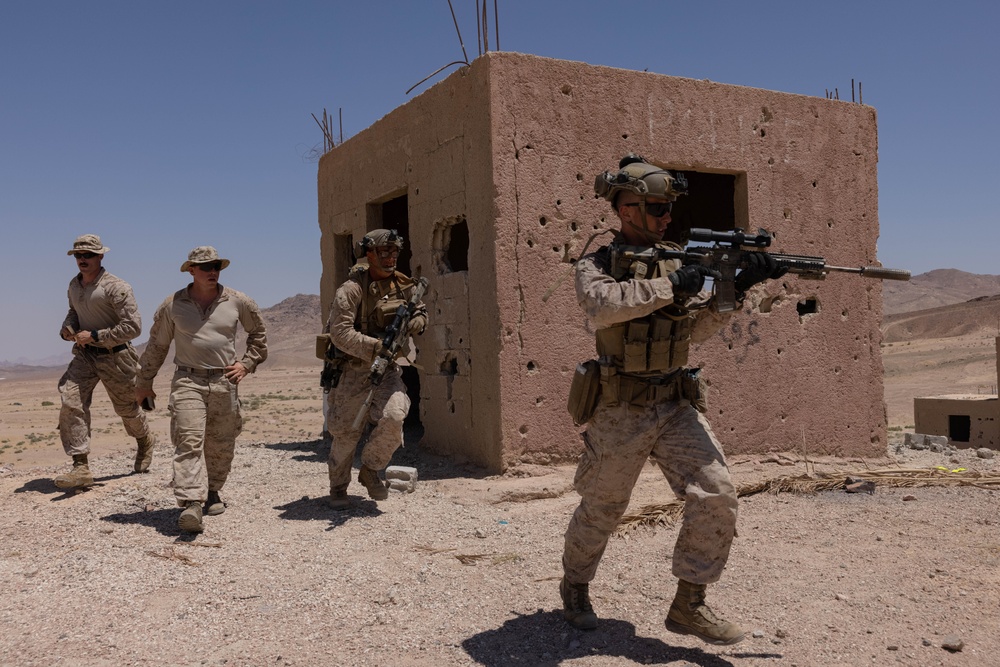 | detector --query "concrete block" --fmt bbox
[446,320,471,349]
[926,435,949,447]
[428,324,450,350]
[434,297,468,325]
[386,465,418,493]
[435,271,469,300]
[905,433,927,450]
[450,375,471,402]
[421,374,451,401]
